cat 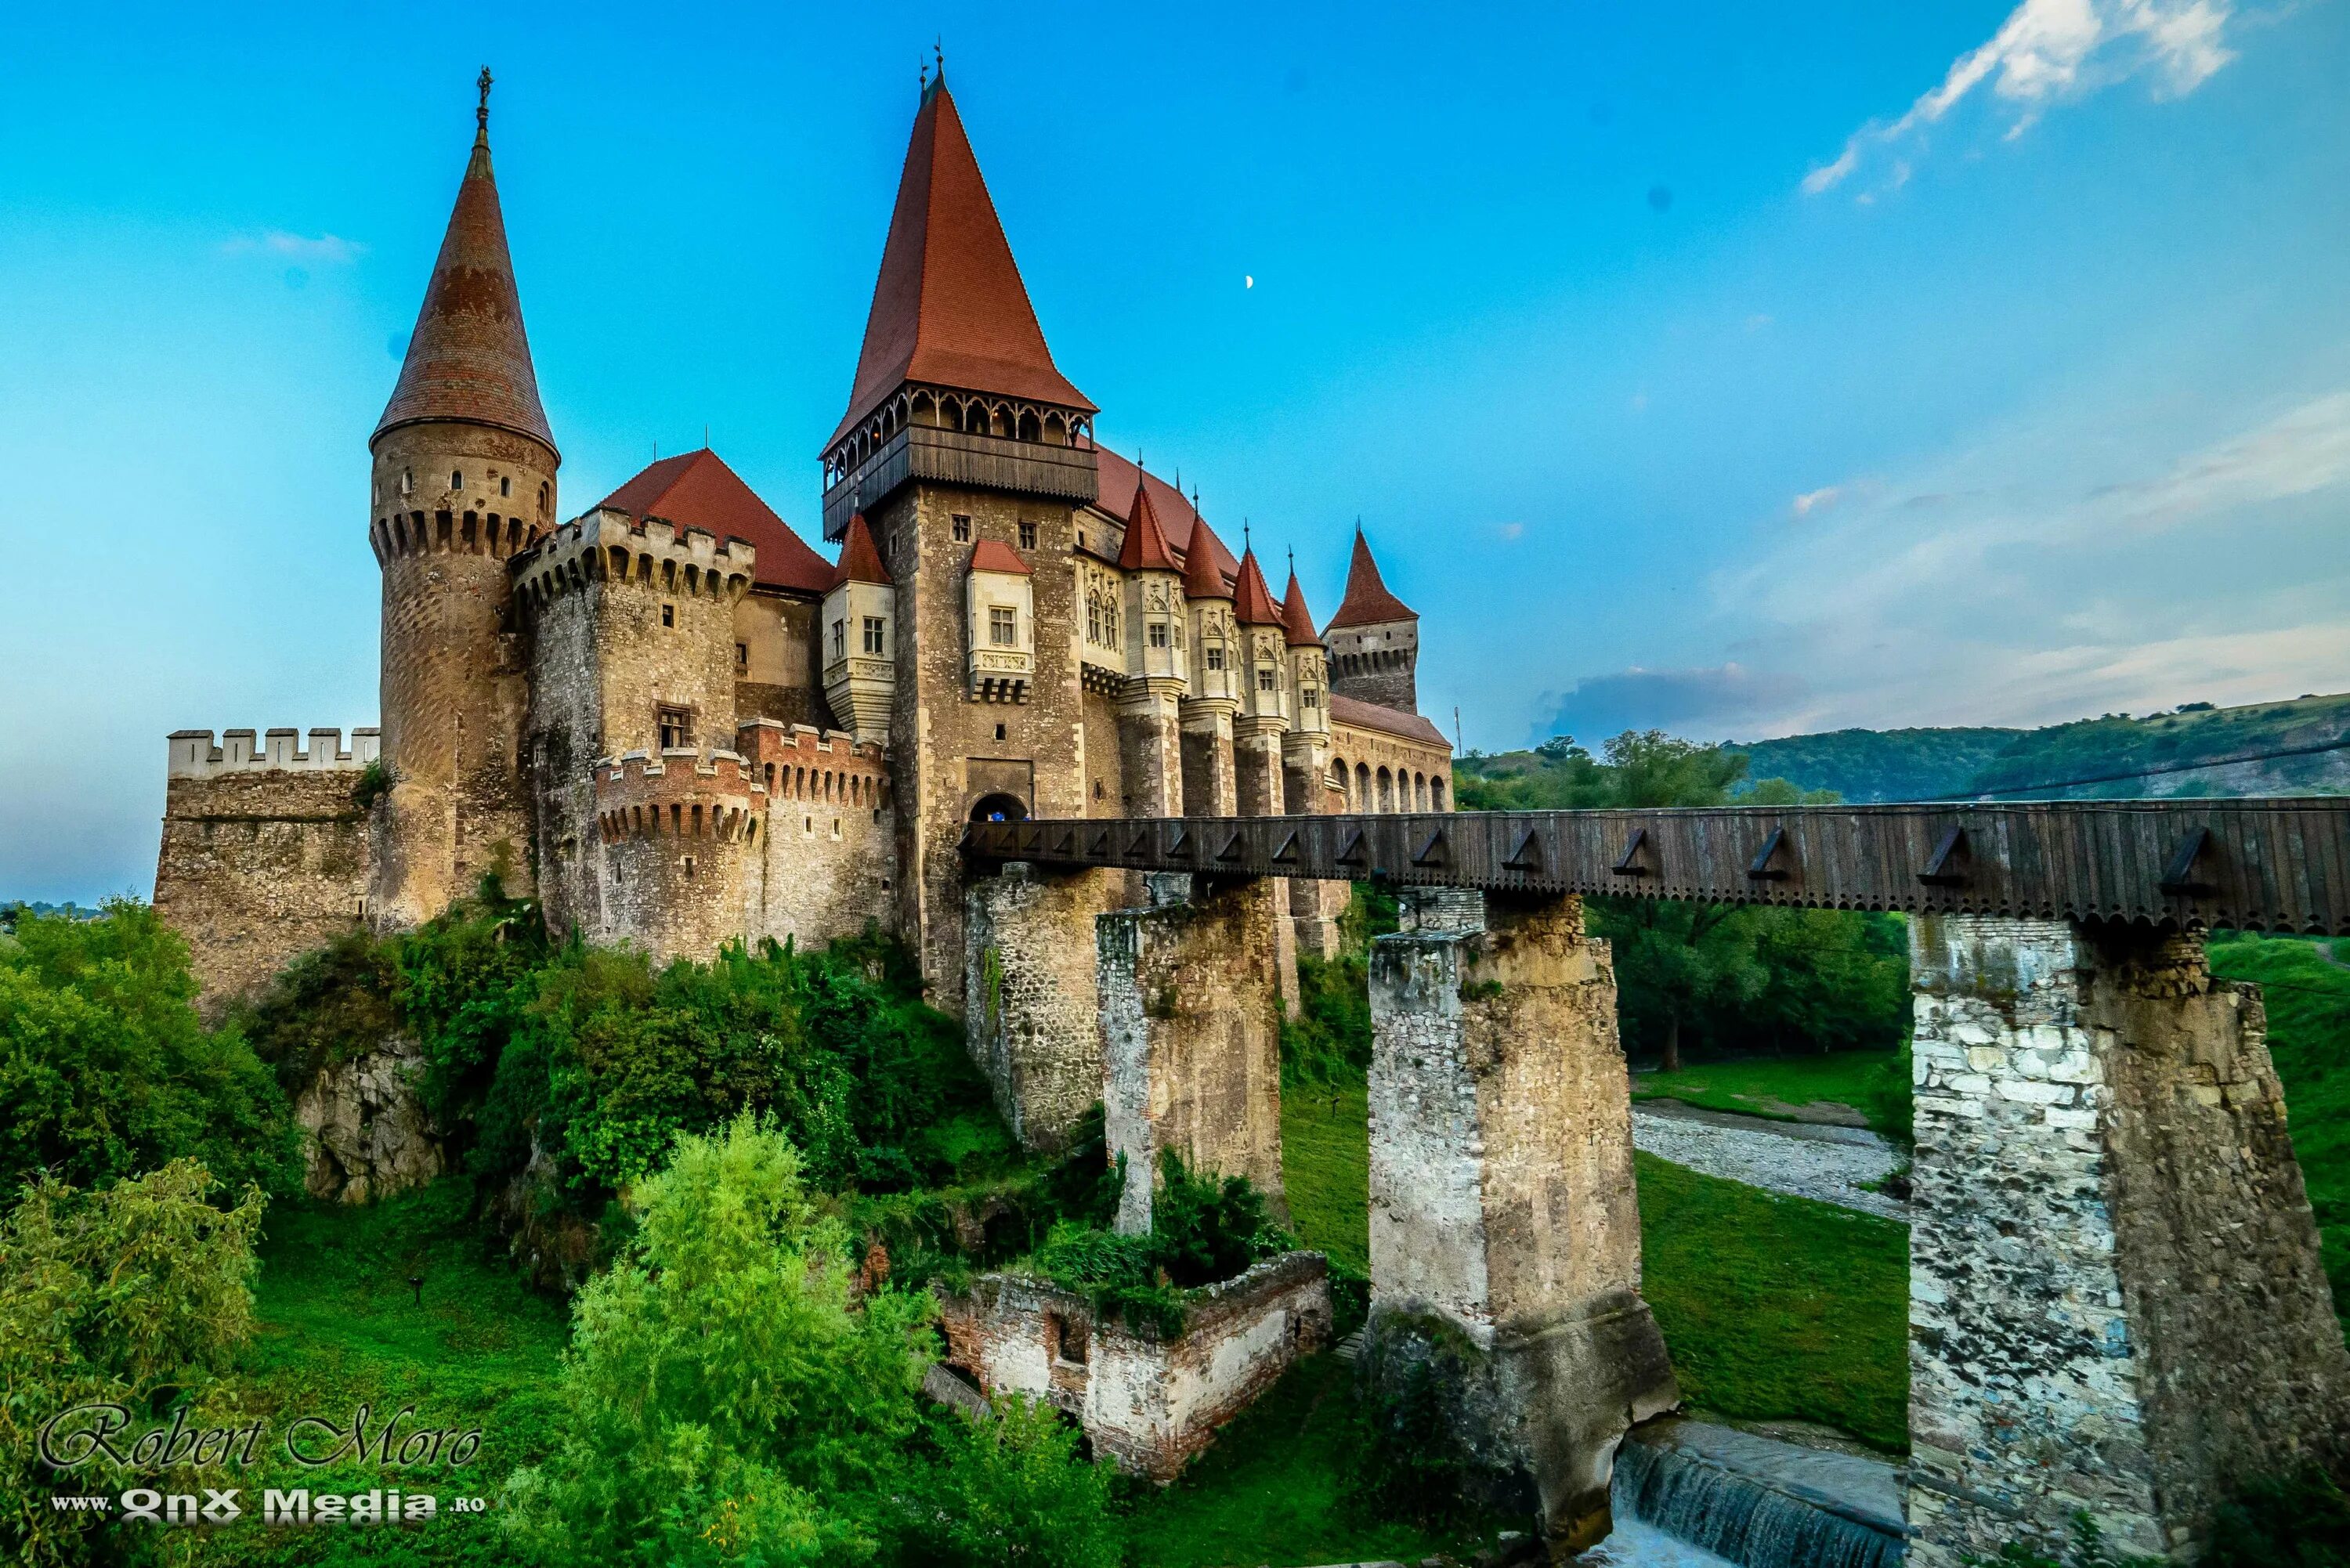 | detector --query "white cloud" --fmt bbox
[1804,0,2236,197]
[2098,391,2350,525]
[1790,485,1843,518]
[1496,521,1526,540]
[220,230,367,264]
